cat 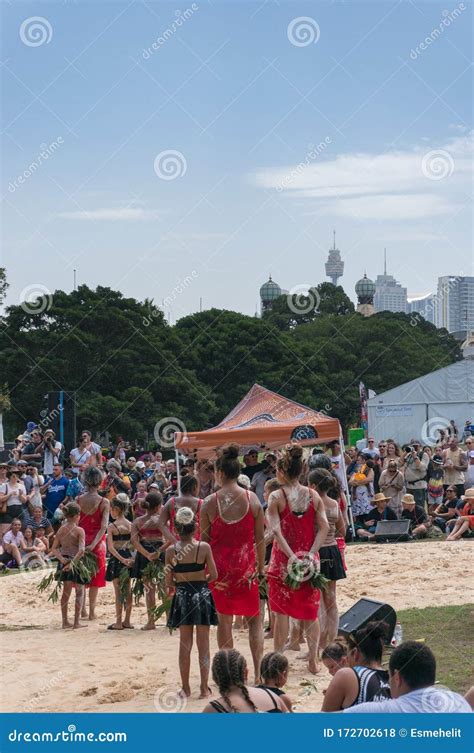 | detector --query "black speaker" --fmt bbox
[45,391,76,455]
[338,598,396,644]
[374,519,411,542]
